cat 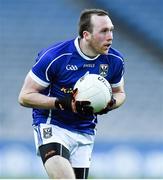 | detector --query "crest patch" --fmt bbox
[43,127,52,139]
[99,64,109,77]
